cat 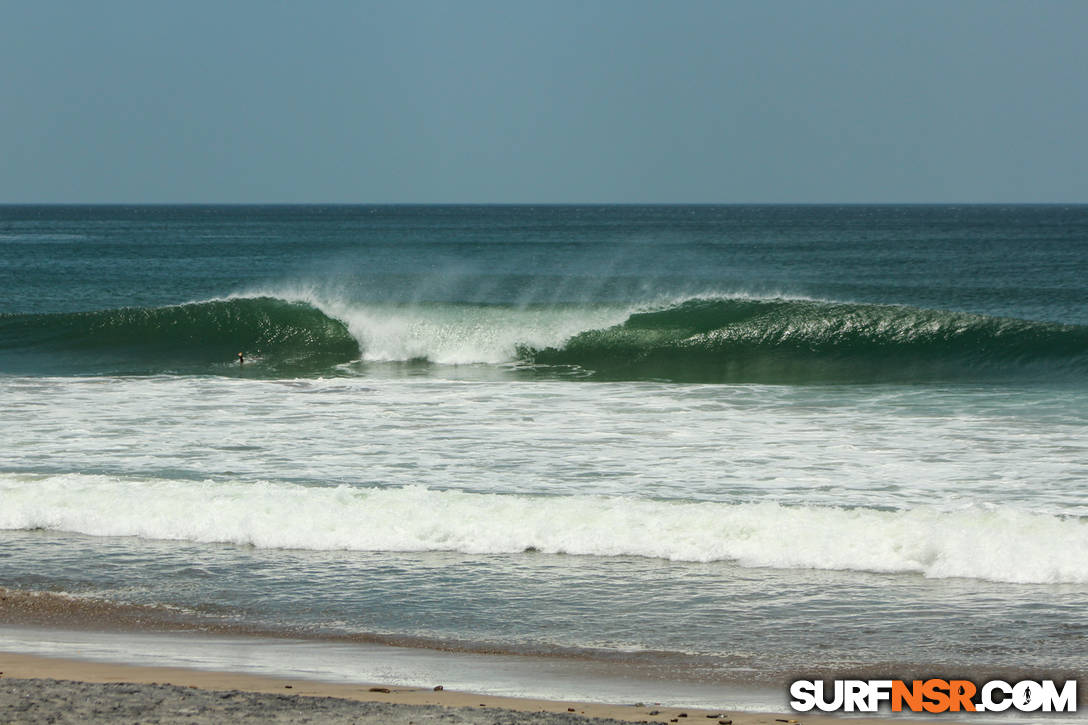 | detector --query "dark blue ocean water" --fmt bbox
[3,204,1086,321]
